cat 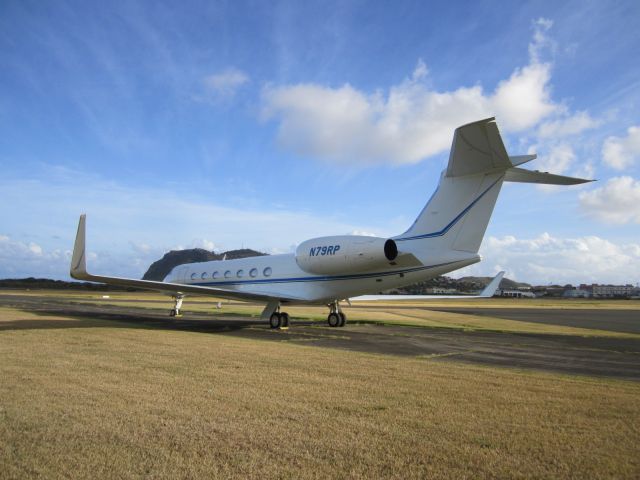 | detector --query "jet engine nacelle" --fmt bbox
[295,235,398,275]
